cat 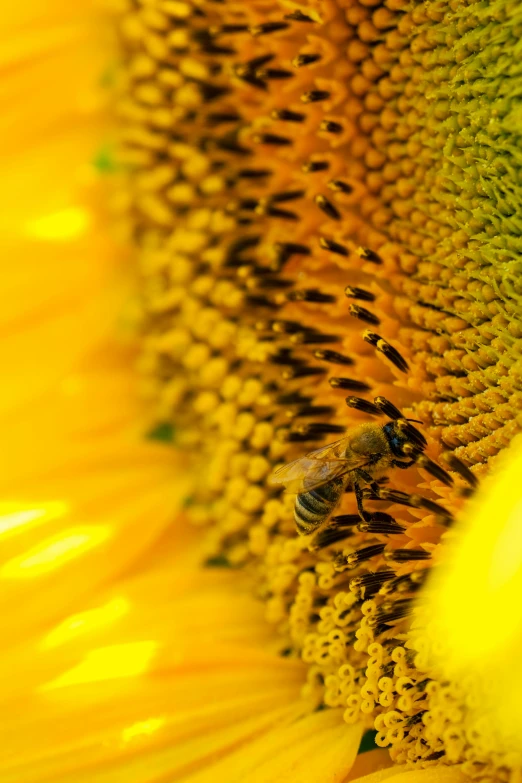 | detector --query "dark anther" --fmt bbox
[345,397,381,415]
[256,277,294,290]
[282,366,327,379]
[373,396,403,420]
[410,495,453,521]
[315,194,341,220]
[293,53,322,67]
[331,514,360,525]
[214,23,249,33]
[271,242,310,269]
[271,109,306,123]
[287,289,336,303]
[291,332,340,345]
[442,453,478,488]
[198,82,230,102]
[314,526,355,549]
[270,189,305,203]
[254,132,292,146]
[226,235,260,259]
[345,286,375,302]
[215,135,251,156]
[285,431,327,442]
[320,120,343,134]
[256,68,293,80]
[207,112,241,126]
[270,350,303,366]
[358,517,405,535]
[373,489,415,508]
[336,544,386,570]
[264,206,299,220]
[277,392,312,405]
[301,90,330,103]
[329,377,371,392]
[245,295,278,310]
[314,349,353,366]
[319,237,348,256]
[237,168,271,179]
[416,455,453,486]
[285,10,314,22]
[373,599,413,626]
[363,332,409,373]
[385,549,431,563]
[271,319,305,334]
[295,405,335,417]
[426,751,446,762]
[303,160,329,173]
[294,422,346,435]
[250,21,289,35]
[350,570,394,595]
[357,247,382,264]
[328,180,353,194]
[349,304,381,326]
